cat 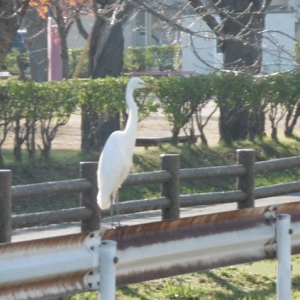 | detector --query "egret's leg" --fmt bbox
[112,190,121,227]
[110,190,121,228]
[110,197,114,227]
[115,190,121,227]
